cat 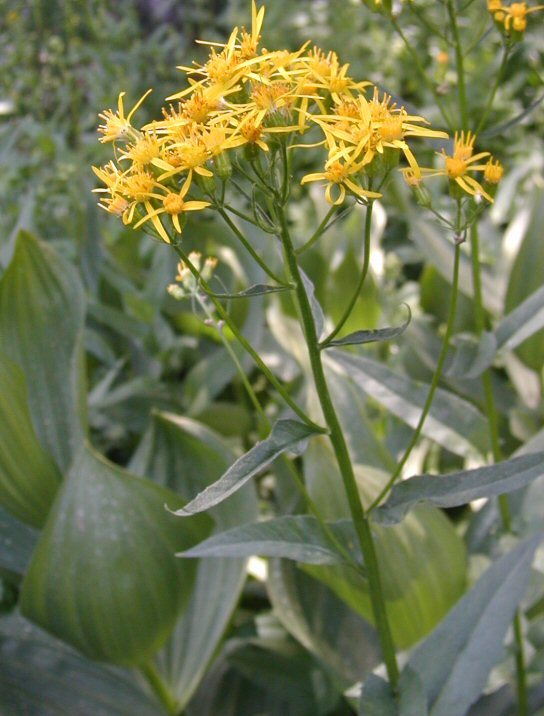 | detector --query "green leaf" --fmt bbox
[267,559,382,686]
[327,350,489,458]
[169,420,321,516]
[129,412,257,710]
[444,332,497,379]
[359,675,397,716]
[496,284,544,353]
[375,452,544,525]
[20,443,212,666]
[302,446,466,649]
[409,537,541,716]
[398,667,428,716]
[0,232,86,471]
[0,508,38,577]
[0,613,162,716]
[0,355,62,527]
[203,283,293,299]
[359,668,427,716]
[325,305,411,348]
[181,516,359,565]
[505,190,544,371]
